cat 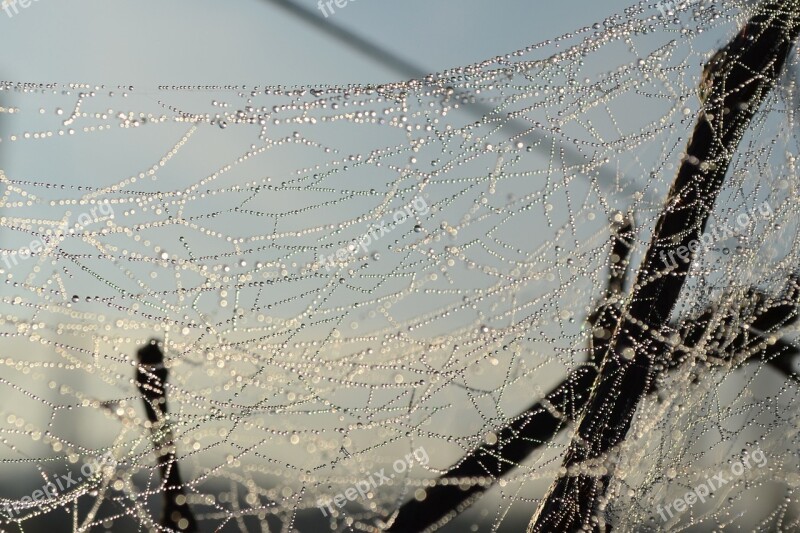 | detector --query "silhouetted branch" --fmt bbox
[385,216,634,532]
[385,215,800,531]
[385,364,597,532]
[531,3,800,531]
[136,339,198,532]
